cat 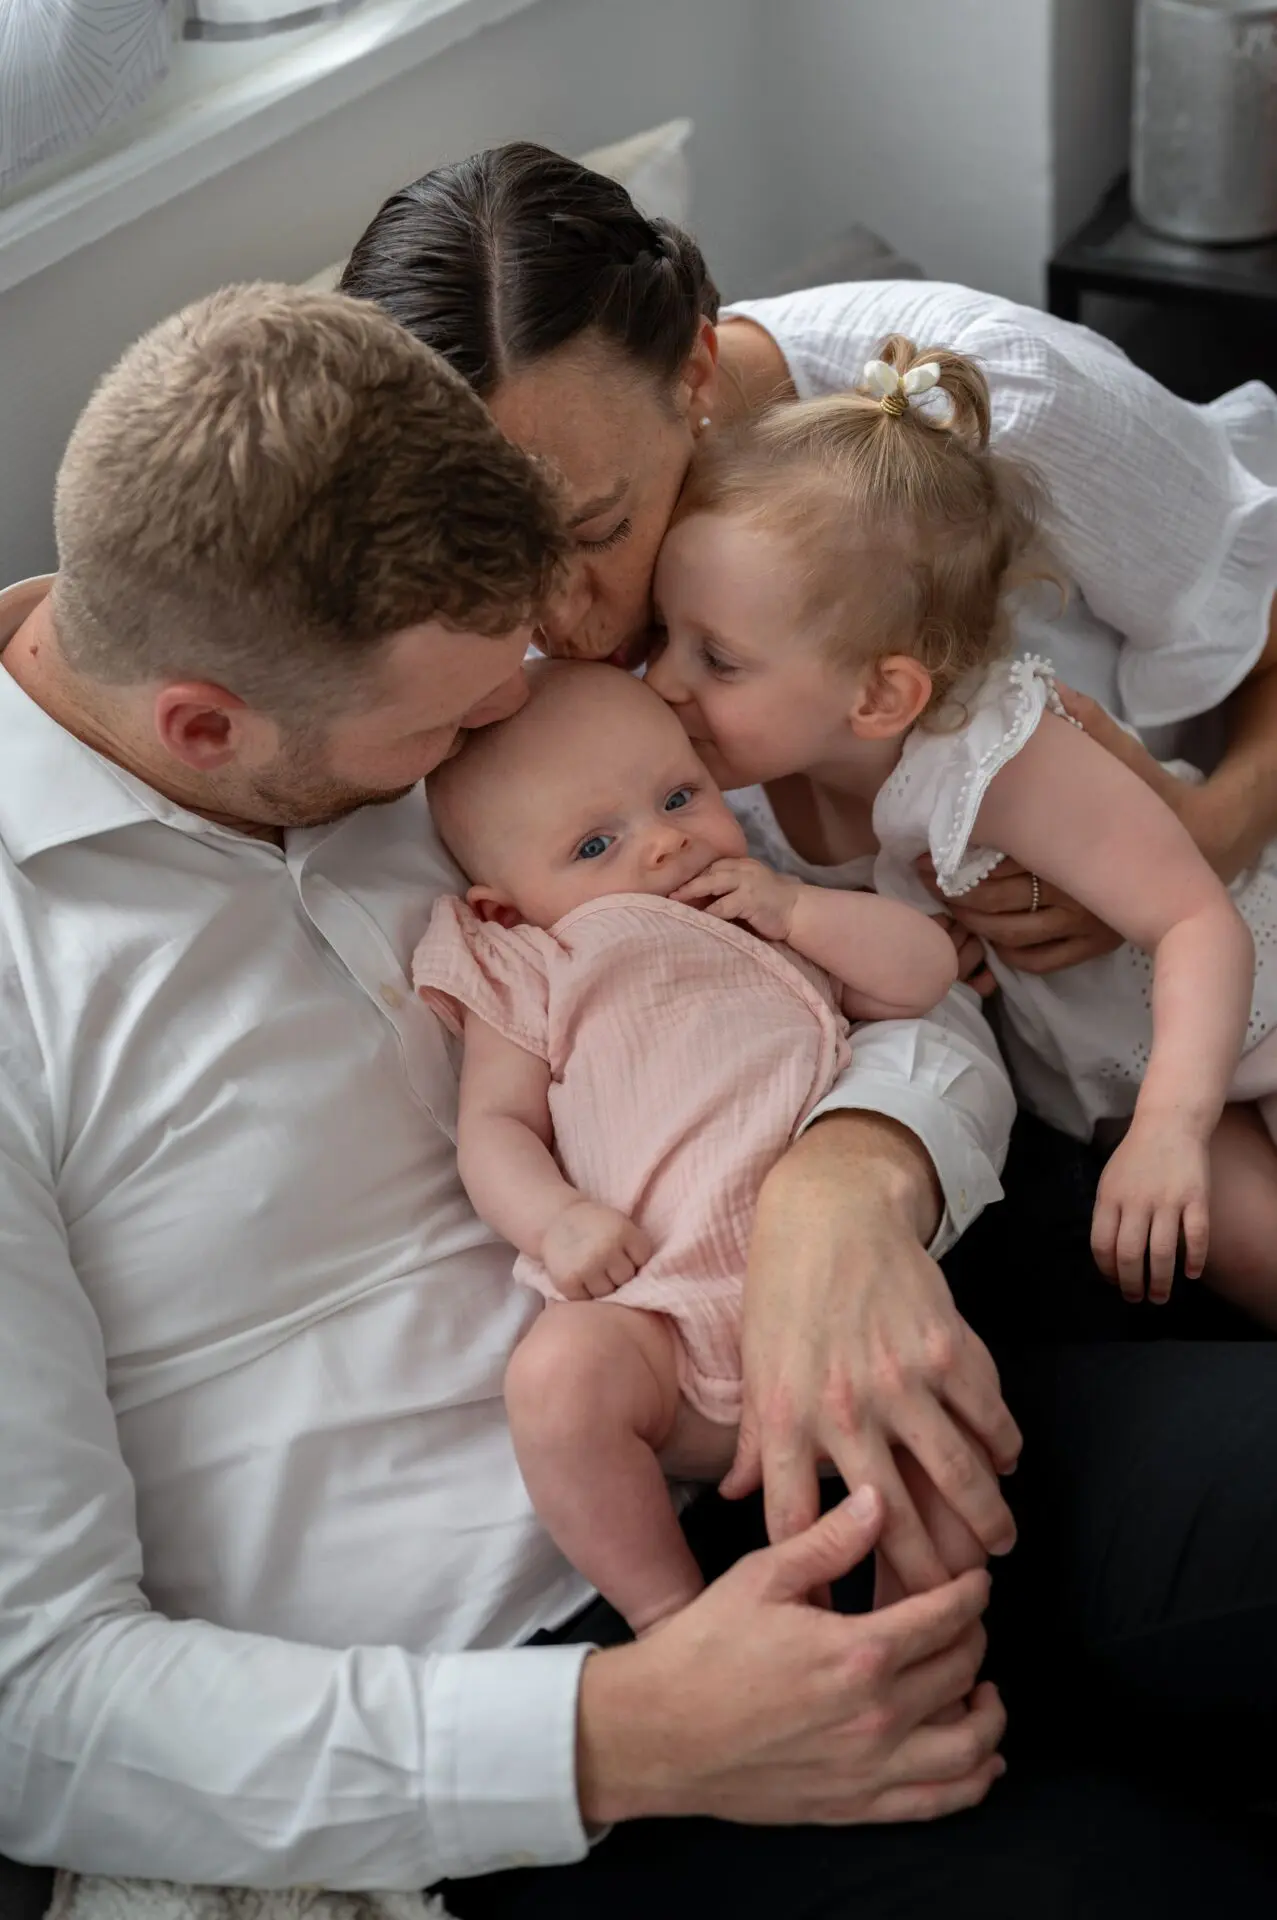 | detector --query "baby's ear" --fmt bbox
[849,655,933,740]
[467,885,522,930]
